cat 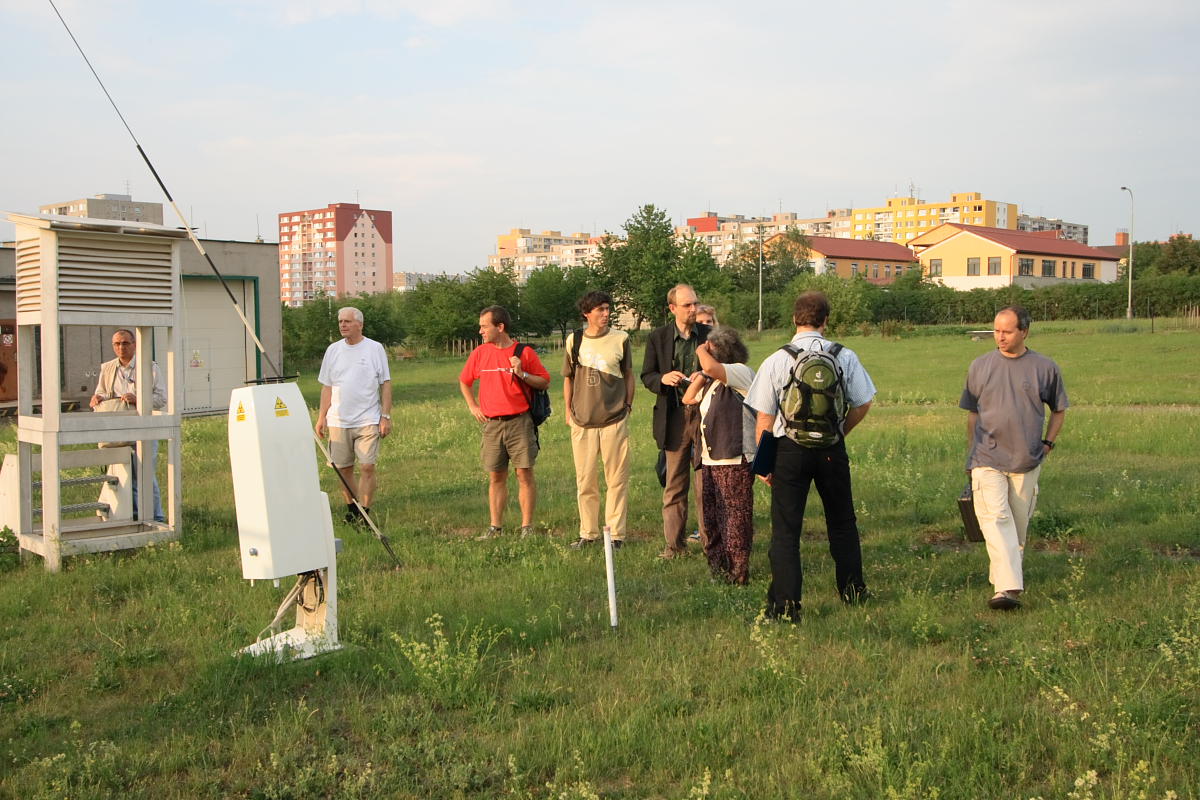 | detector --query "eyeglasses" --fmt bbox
[113,341,134,347]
